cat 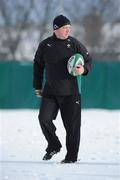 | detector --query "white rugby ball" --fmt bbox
[67,53,84,76]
